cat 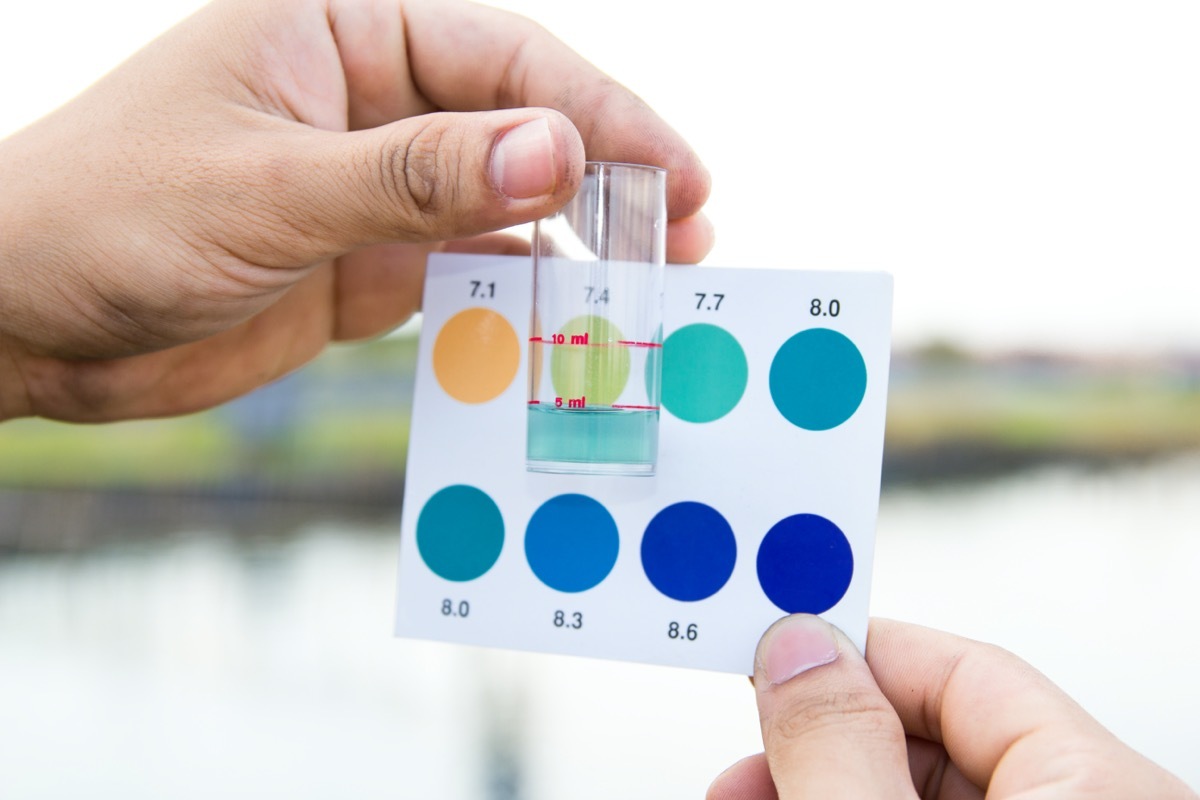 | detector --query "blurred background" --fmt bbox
[2,1,1198,797]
